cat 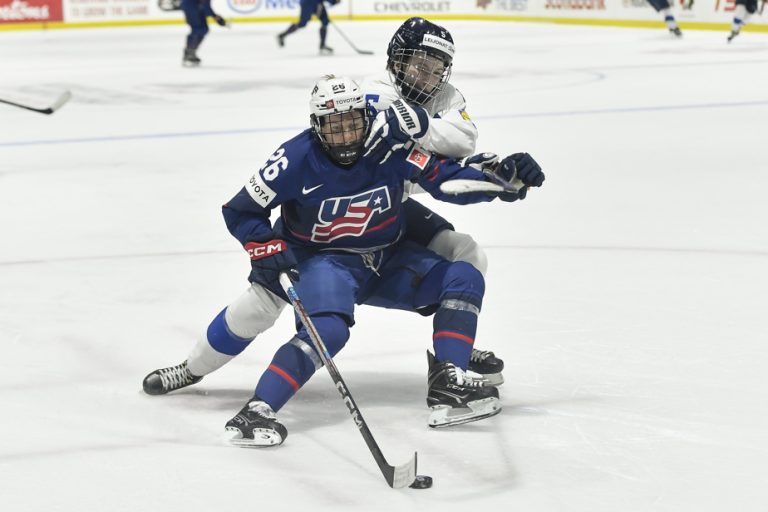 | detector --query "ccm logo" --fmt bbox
[244,240,286,261]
